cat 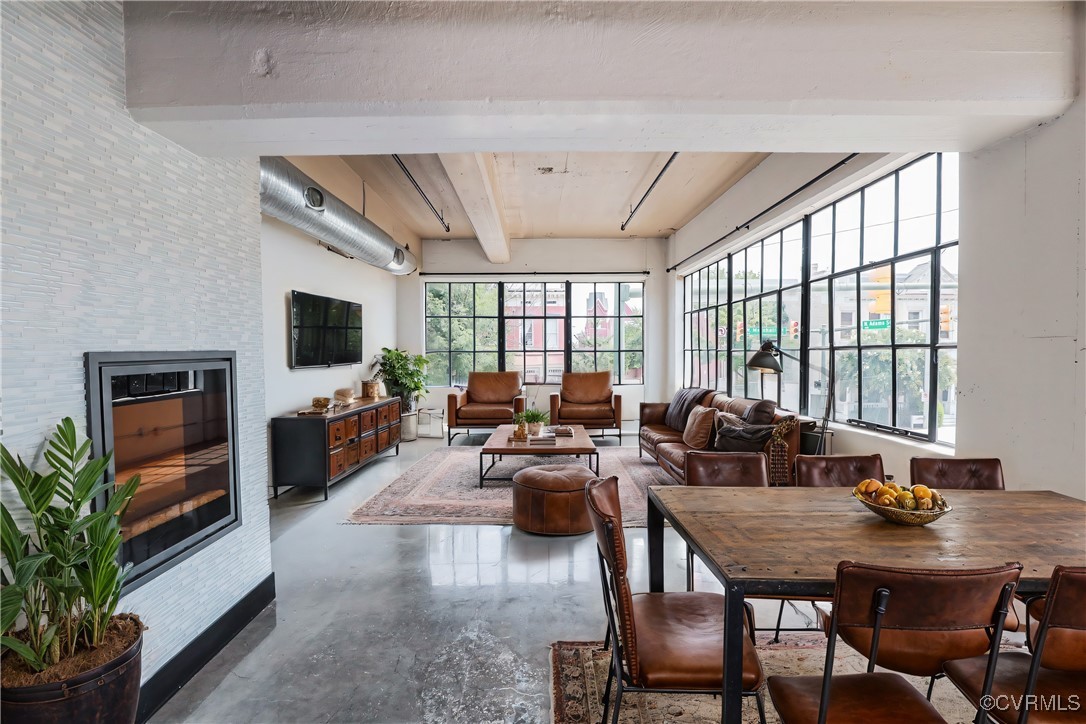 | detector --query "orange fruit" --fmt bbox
[912,485,932,500]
